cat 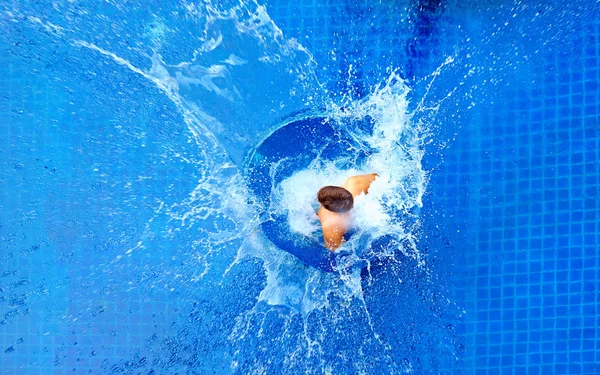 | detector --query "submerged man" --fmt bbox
[316,173,378,251]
